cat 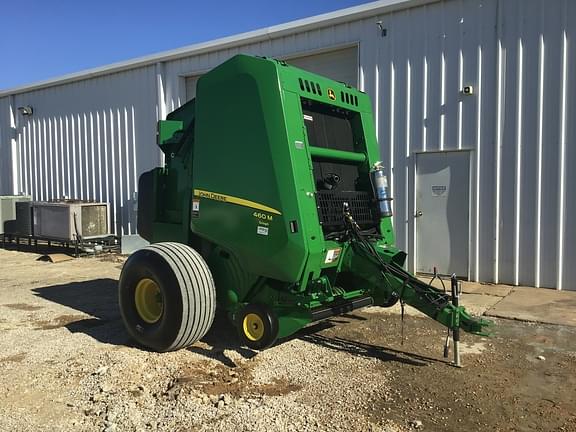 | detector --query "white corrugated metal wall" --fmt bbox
[0,67,159,236]
[364,0,575,290]
[0,0,574,289]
